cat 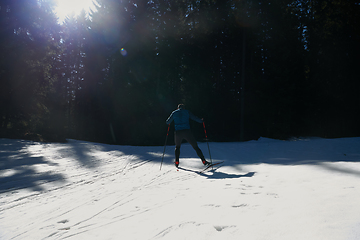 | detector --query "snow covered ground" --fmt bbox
[1,137,360,240]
